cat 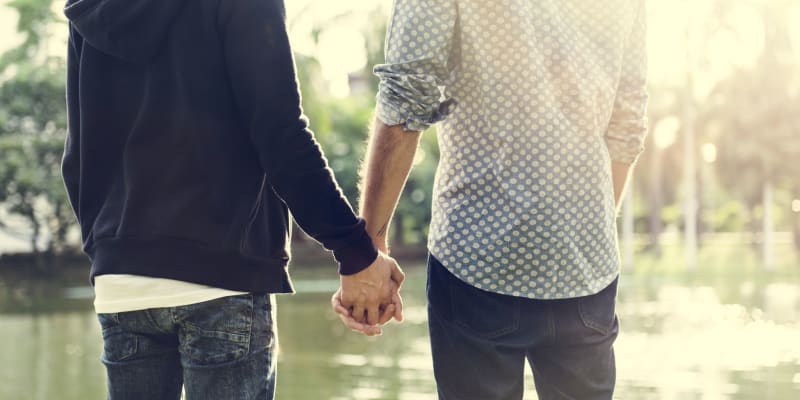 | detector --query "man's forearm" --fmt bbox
[359,119,422,252]
[611,160,633,212]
